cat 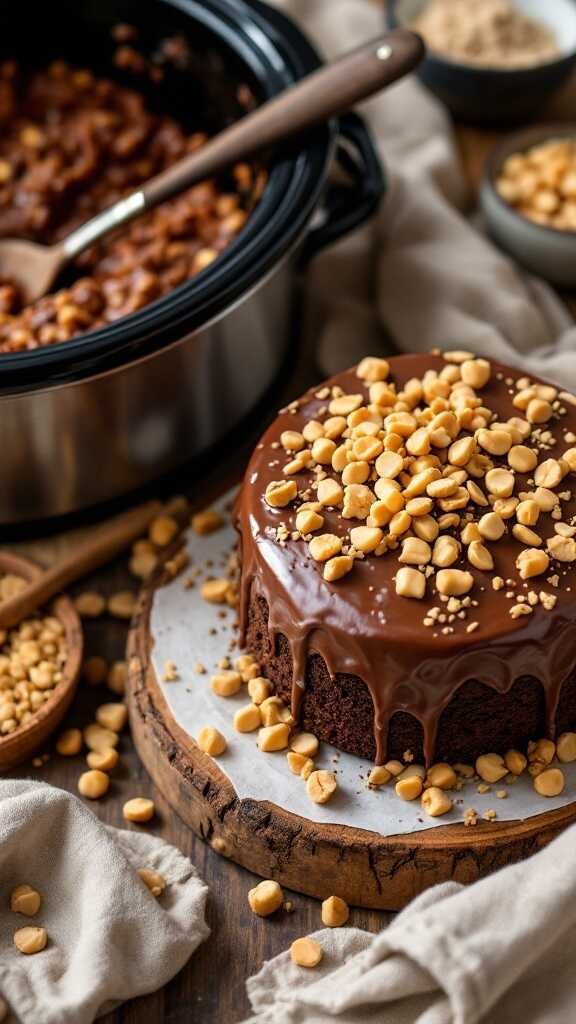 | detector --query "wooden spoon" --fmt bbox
[0,498,171,631]
[0,29,424,303]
